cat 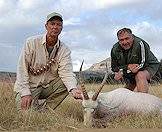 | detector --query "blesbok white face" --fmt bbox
[79,60,108,127]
